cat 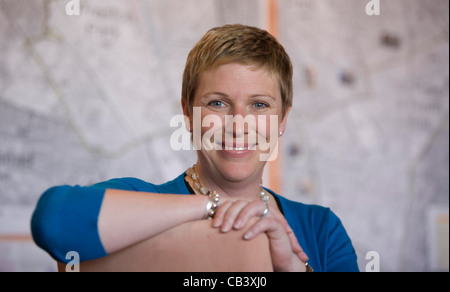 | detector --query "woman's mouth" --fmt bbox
[215,142,258,158]
[220,142,258,151]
